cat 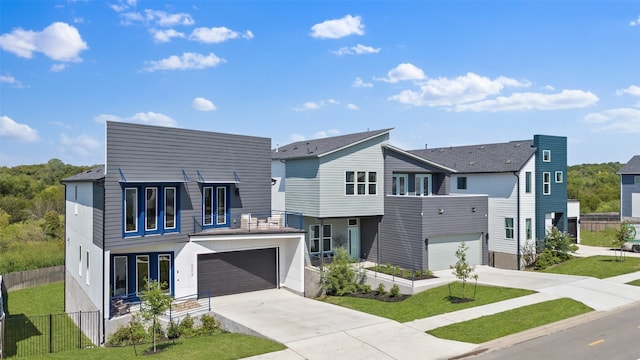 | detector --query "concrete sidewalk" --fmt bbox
[237,246,640,359]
